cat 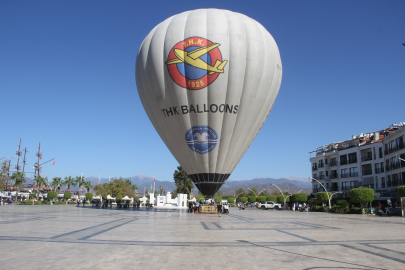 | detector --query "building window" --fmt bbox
[330,170,338,179]
[341,168,348,178]
[379,147,383,159]
[381,177,385,189]
[348,153,357,164]
[349,167,358,177]
[342,181,349,191]
[375,176,378,189]
[318,159,324,168]
[350,181,359,189]
[387,175,391,187]
[319,171,325,180]
[329,157,337,167]
[313,173,318,180]
[375,163,381,174]
[381,162,385,173]
[312,162,317,171]
[340,155,348,165]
